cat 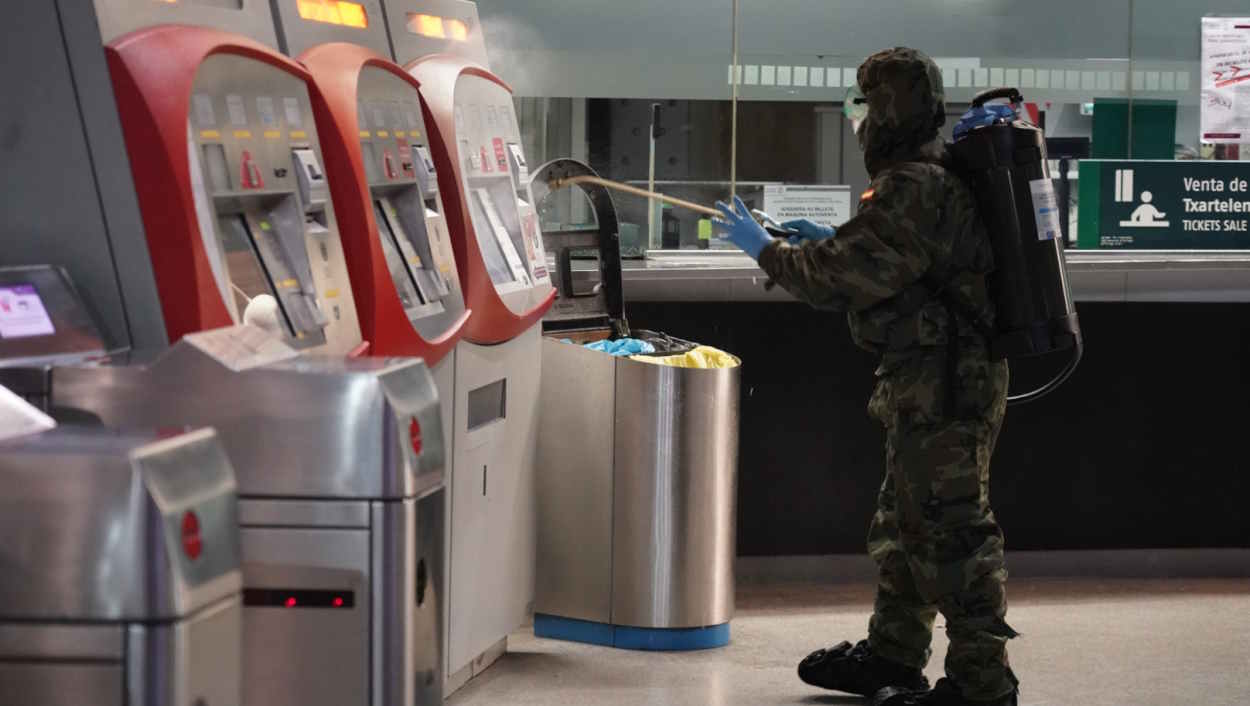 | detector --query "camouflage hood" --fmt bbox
[856,47,947,177]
